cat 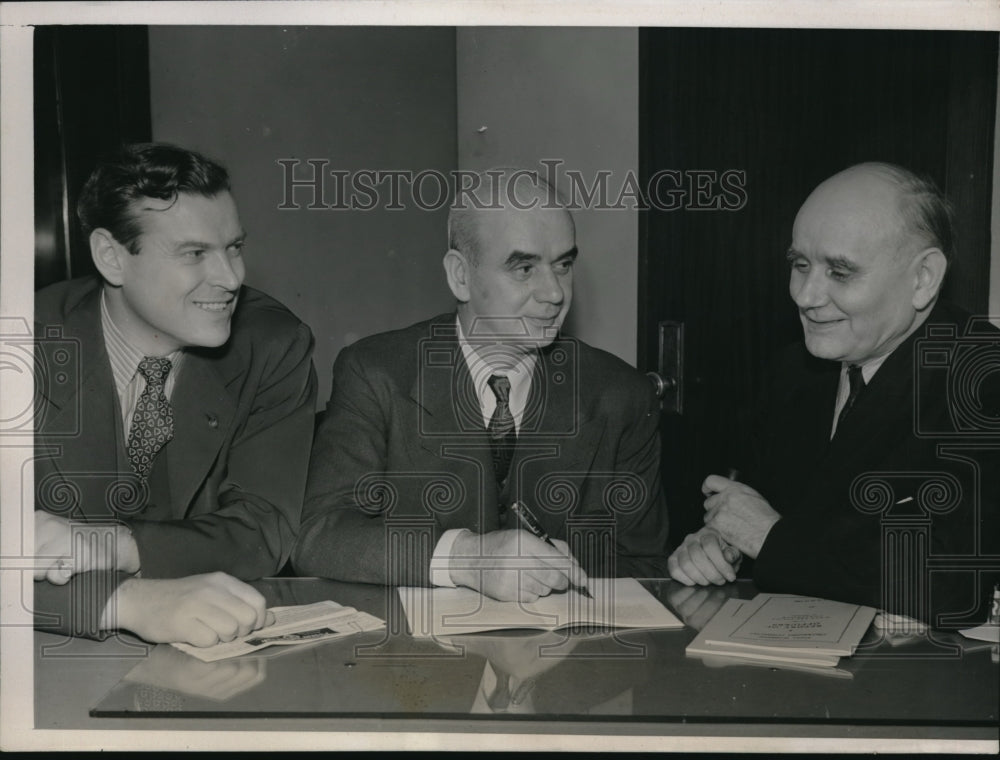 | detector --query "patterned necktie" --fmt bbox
[487,374,516,489]
[127,357,174,479]
[835,364,865,435]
